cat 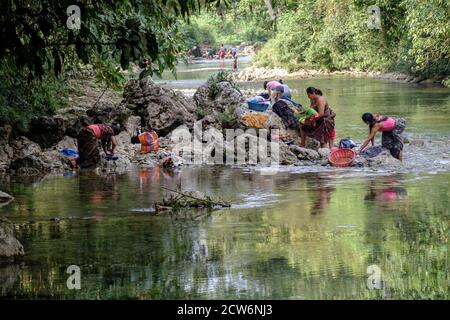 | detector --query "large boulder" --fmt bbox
[0,191,14,208]
[55,105,91,138]
[122,77,195,136]
[86,101,131,125]
[0,217,25,262]
[194,81,245,114]
[10,137,69,174]
[27,116,66,148]
[11,136,42,161]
